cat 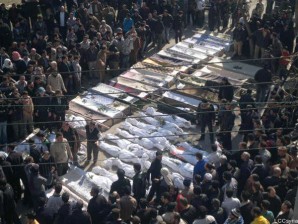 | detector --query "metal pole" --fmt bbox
[293,185,298,219]
[295,0,298,35]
